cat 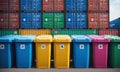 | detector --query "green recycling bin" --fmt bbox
[105,35,120,68]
